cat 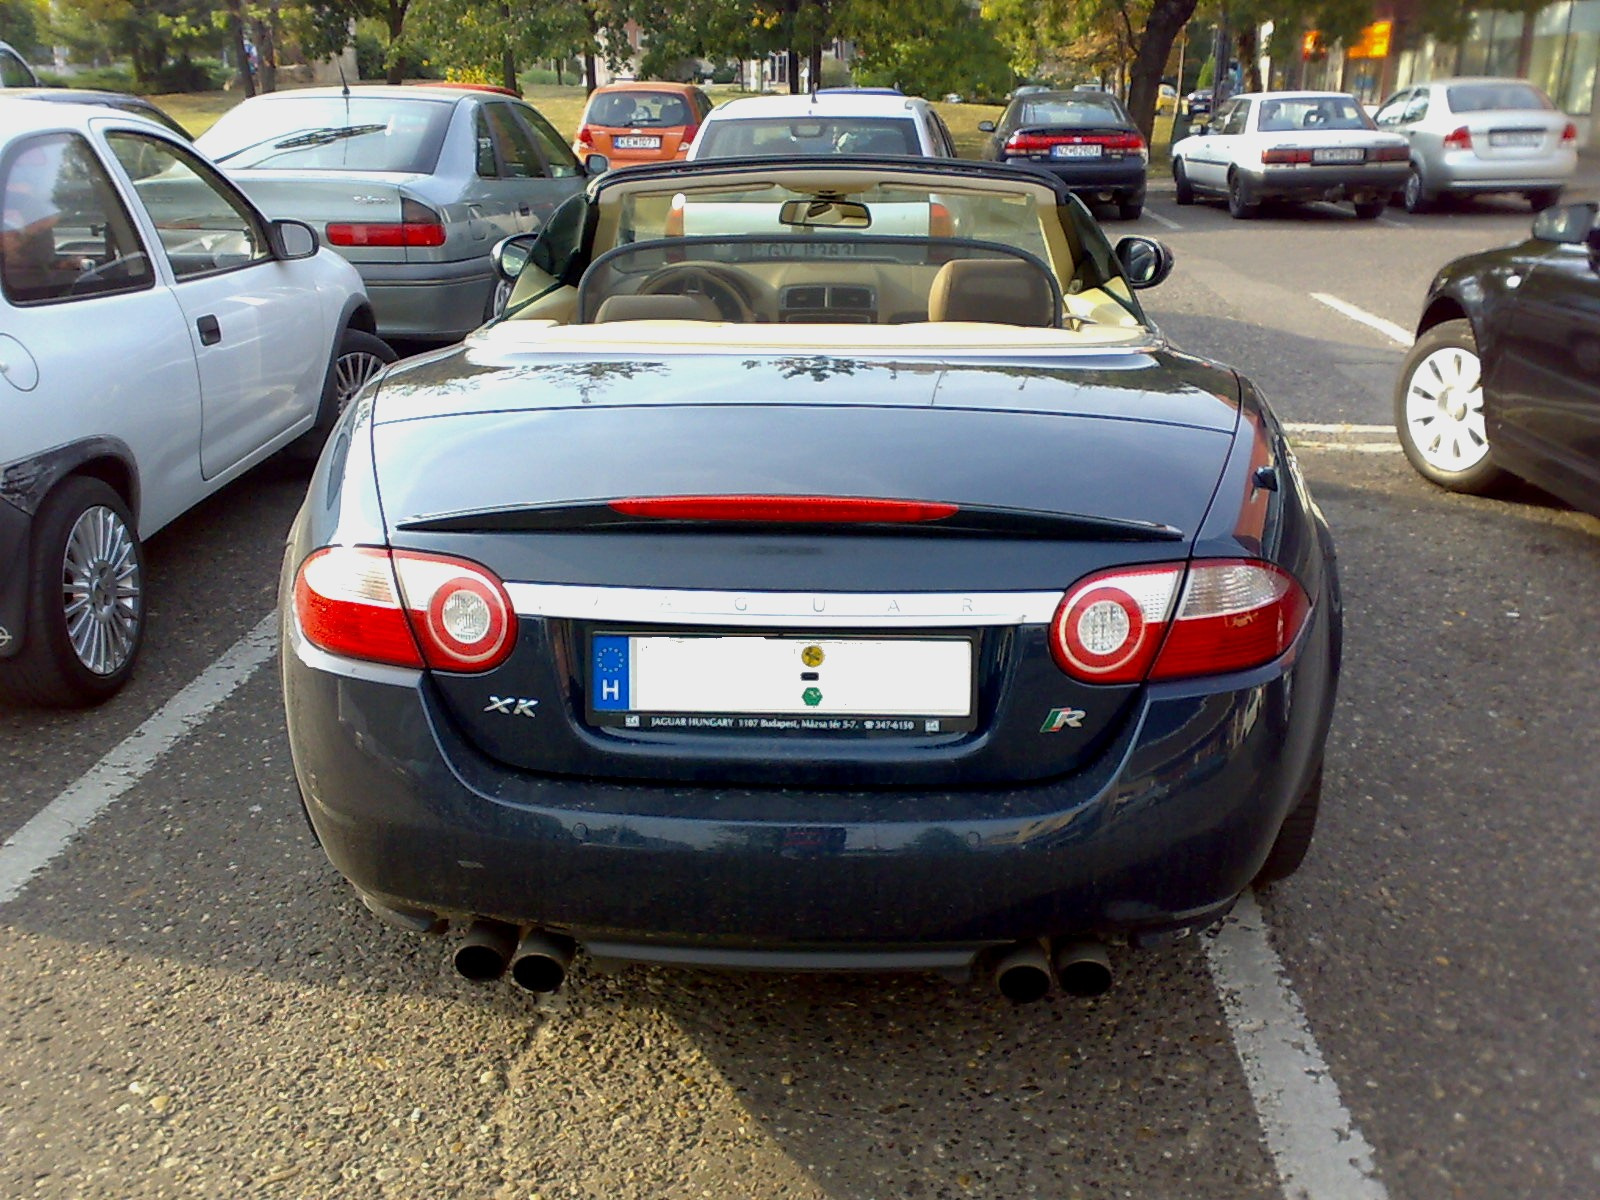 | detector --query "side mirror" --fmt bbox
[977,120,996,133]
[269,219,318,260]
[1531,201,1597,245]
[1114,235,1174,289]
[585,153,610,176]
[492,231,539,283]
